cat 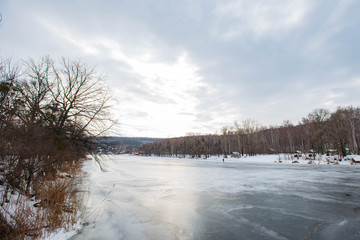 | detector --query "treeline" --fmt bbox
[0,57,111,238]
[95,137,164,154]
[139,107,360,158]
[96,136,163,147]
